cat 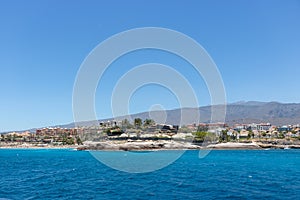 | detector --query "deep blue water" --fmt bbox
[0,149,299,200]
